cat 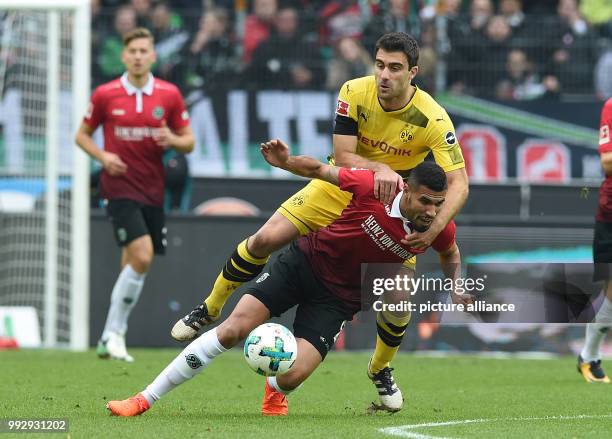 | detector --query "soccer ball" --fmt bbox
[243,323,297,376]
